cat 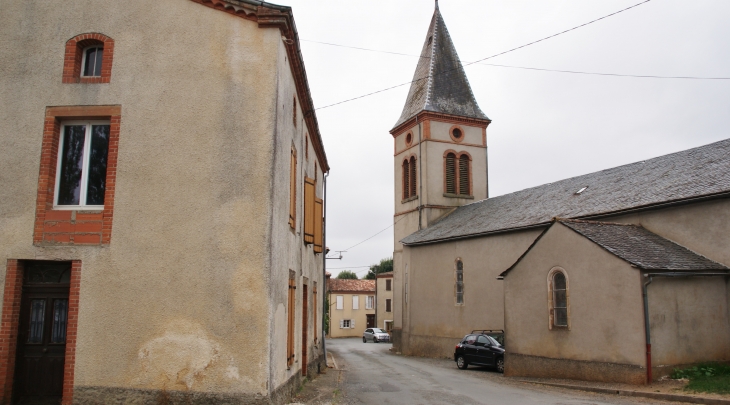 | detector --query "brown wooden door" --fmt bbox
[301,285,308,376]
[13,262,70,404]
[366,314,375,328]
